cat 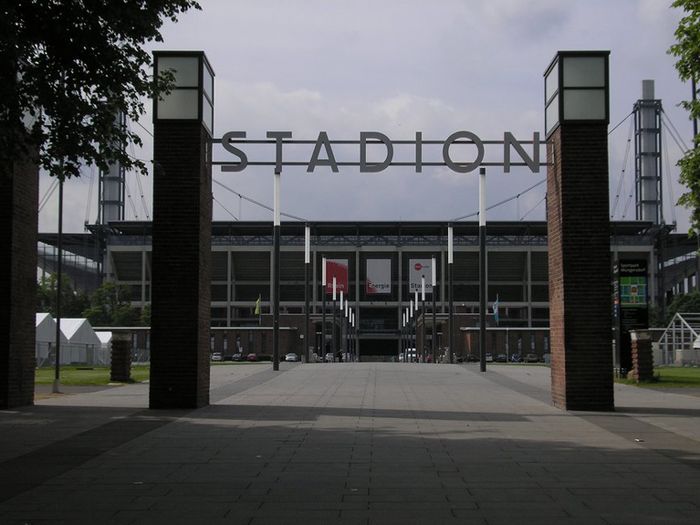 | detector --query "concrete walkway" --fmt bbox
[0,363,698,524]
